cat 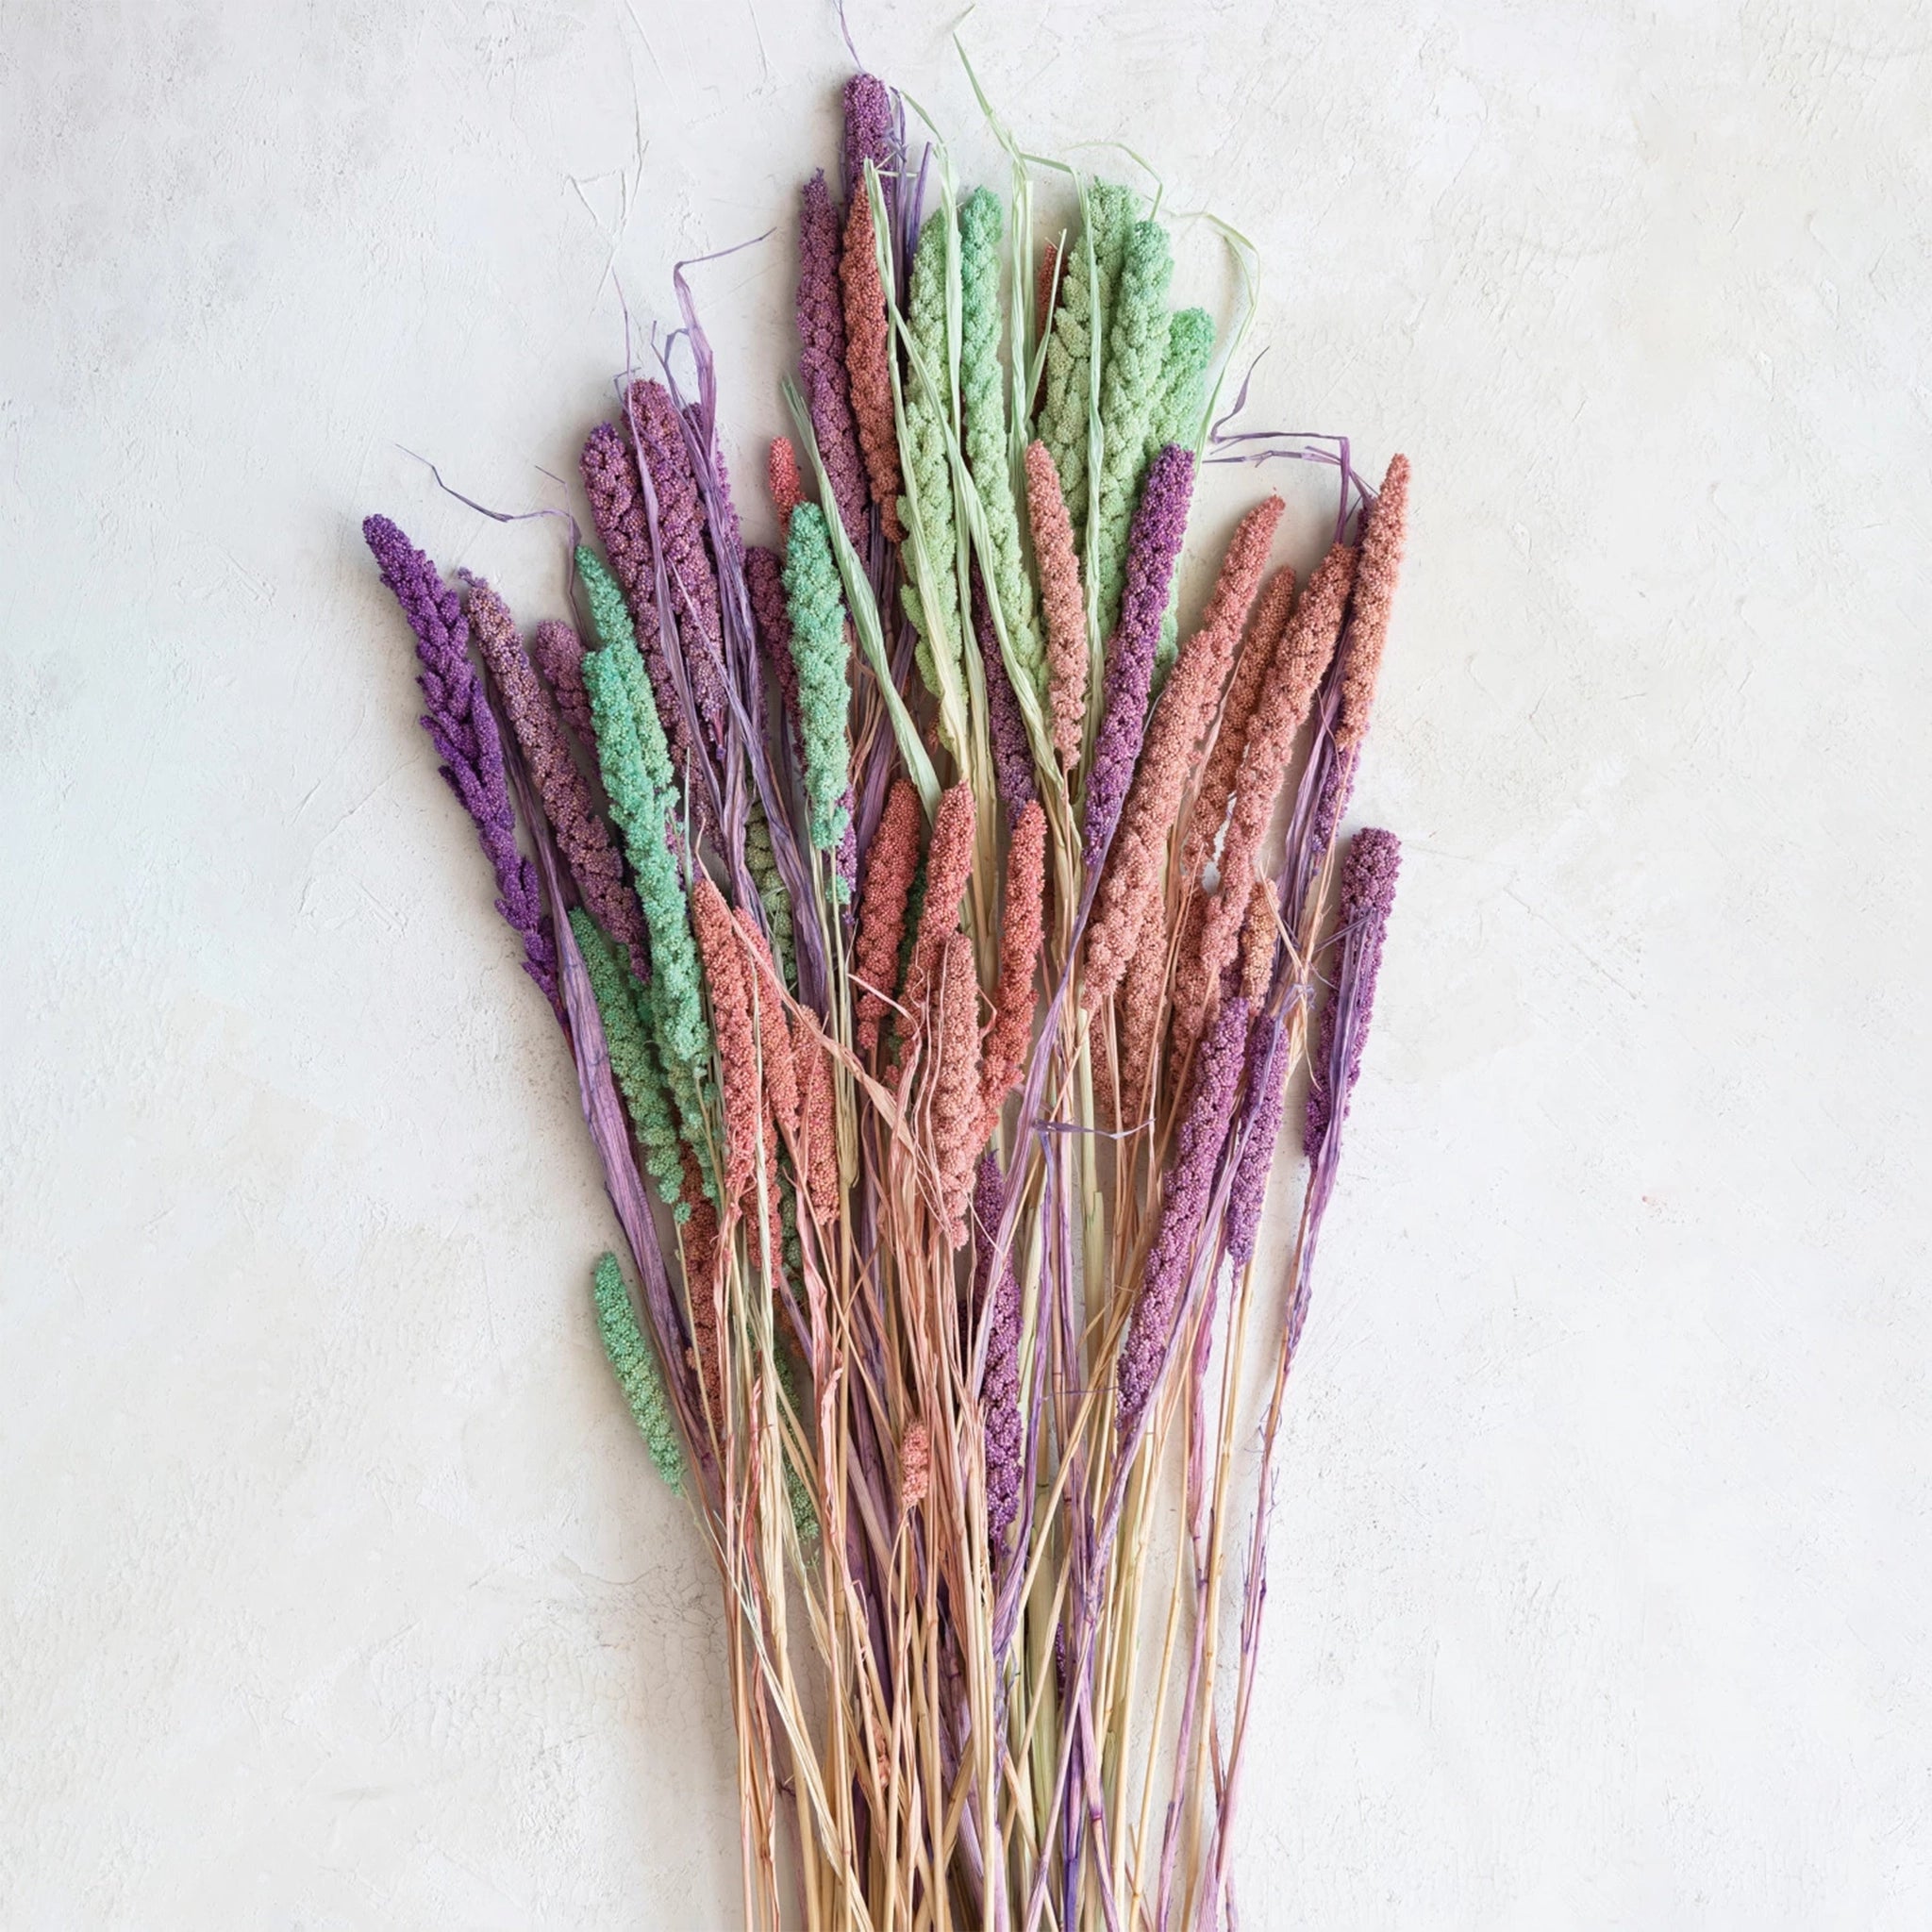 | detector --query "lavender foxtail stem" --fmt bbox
[973,1153,1024,1554]
[1304,828,1402,1164]
[362,514,559,1015]
[625,378,733,764]
[1223,1010,1289,1267]
[464,575,651,985]
[798,170,869,546]
[1115,992,1250,1433]
[1206,827,1403,1909]
[1080,444,1194,870]
[580,421,711,840]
